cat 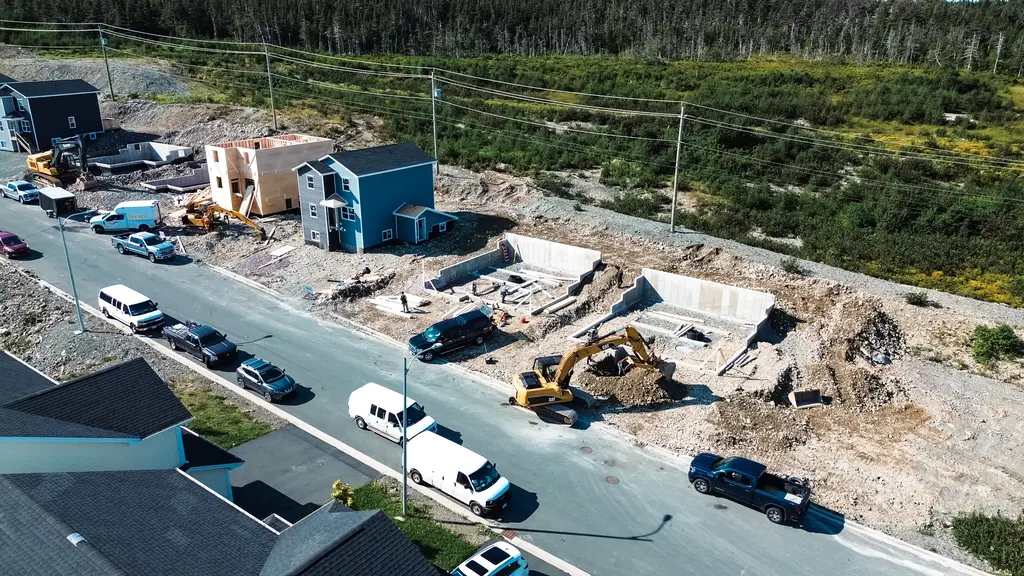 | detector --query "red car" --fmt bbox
[0,230,29,258]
